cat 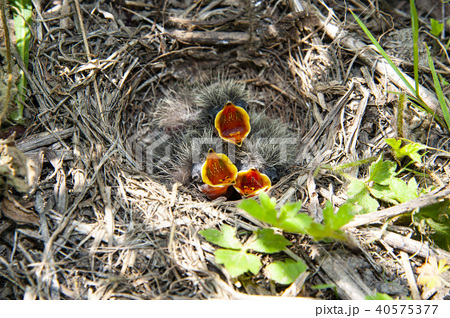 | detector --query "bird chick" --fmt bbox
[153,79,250,136]
[214,102,251,146]
[149,79,298,200]
[234,168,271,198]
